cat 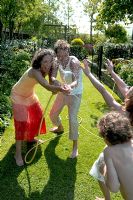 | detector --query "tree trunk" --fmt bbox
[90,15,93,43]
[9,20,14,41]
[0,20,3,42]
